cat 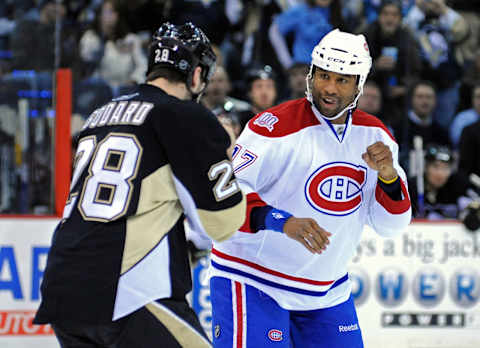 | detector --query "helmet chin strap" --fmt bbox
[312,92,360,121]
